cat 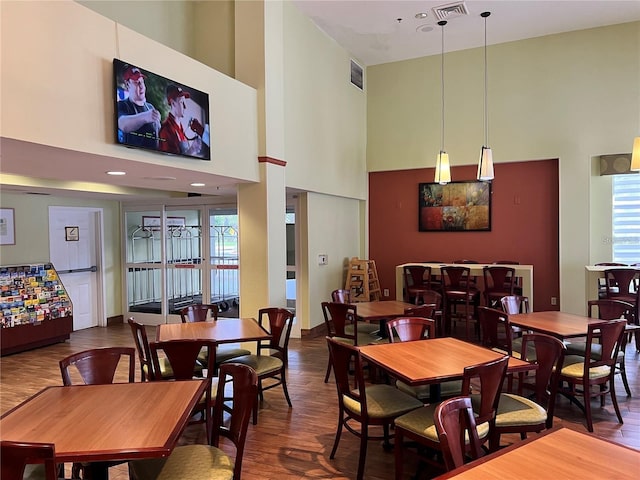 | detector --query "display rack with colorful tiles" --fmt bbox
[0,263,73,355]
